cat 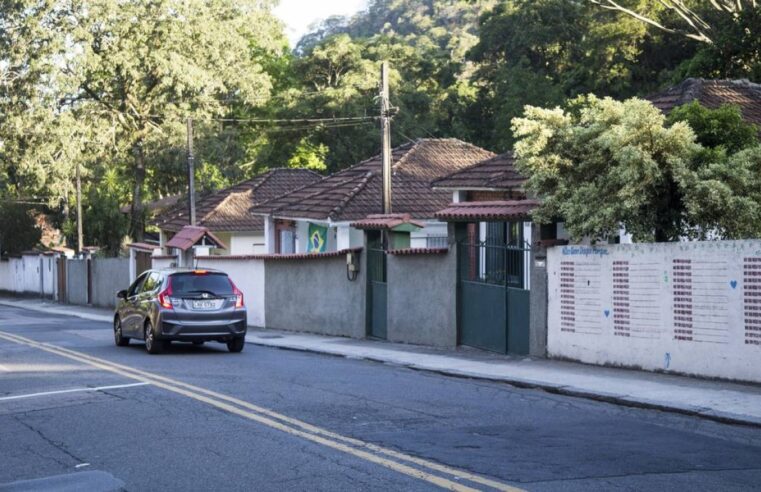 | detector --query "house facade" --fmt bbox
[250,139,496,254]
[154,168,321,257]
